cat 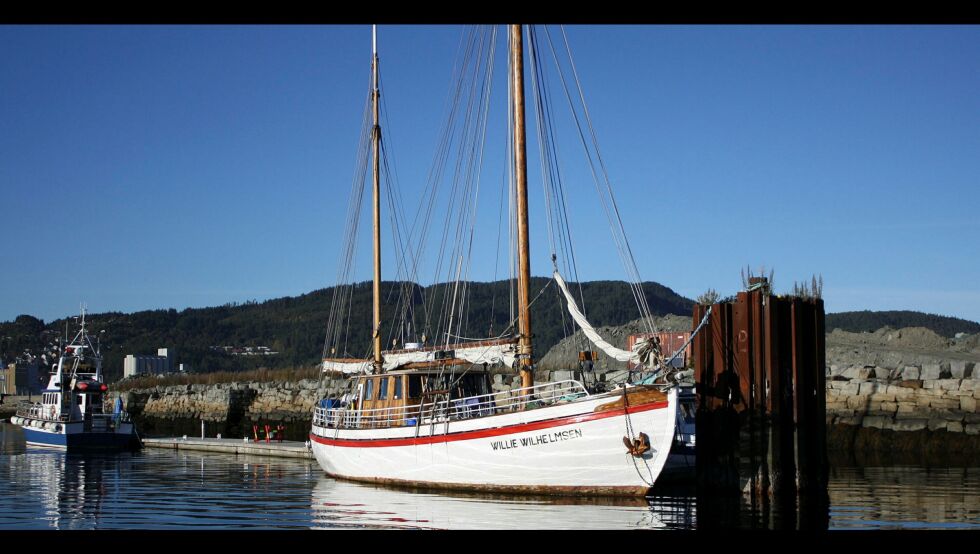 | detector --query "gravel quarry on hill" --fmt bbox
[538,317,980,373]
[537,314,693,372]
[826,326,980,370]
